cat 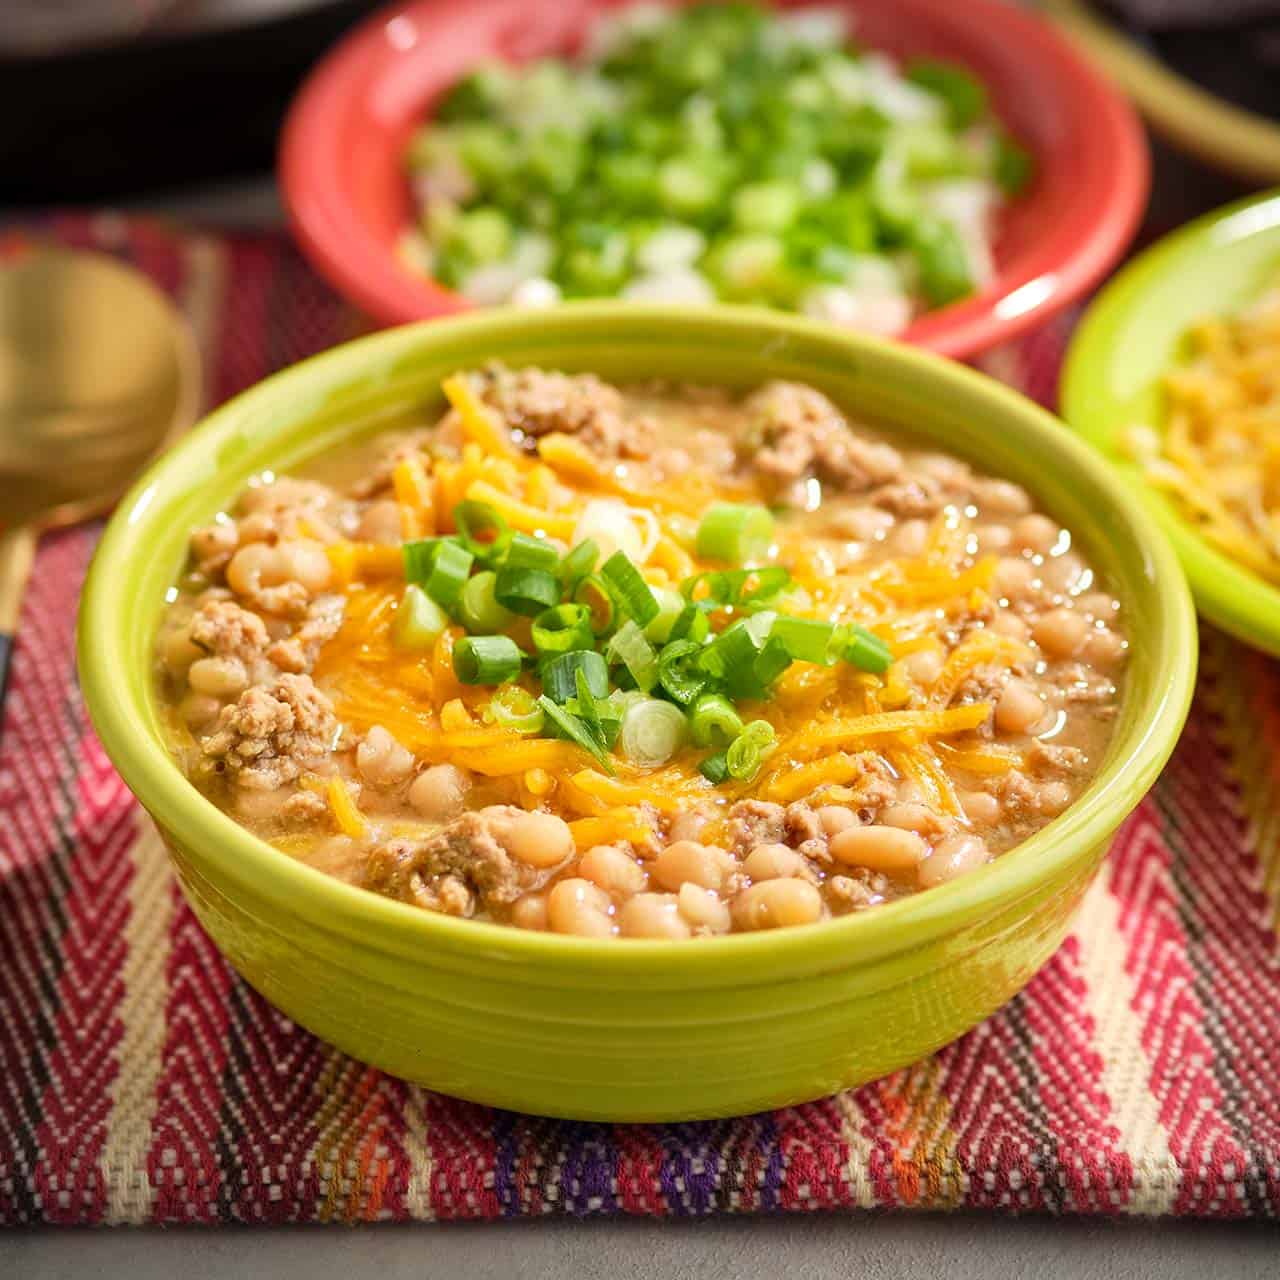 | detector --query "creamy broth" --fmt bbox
[157,368,1126,937]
